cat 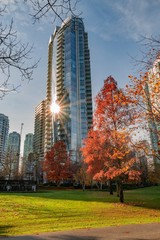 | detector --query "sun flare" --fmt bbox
[50,102,60,114]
